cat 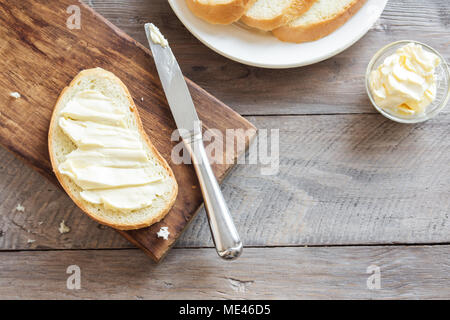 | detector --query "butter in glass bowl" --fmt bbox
[366,41,450,123]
